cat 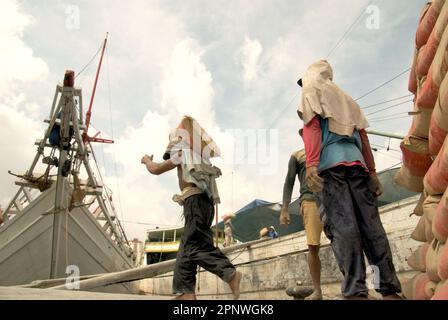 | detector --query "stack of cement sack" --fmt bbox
[395,0,448,299]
